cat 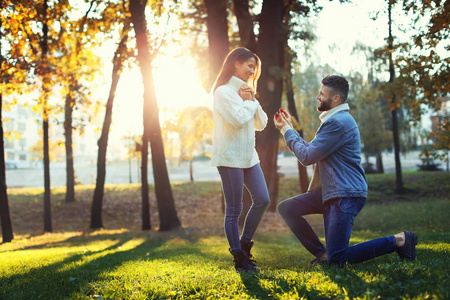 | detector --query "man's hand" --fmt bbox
[274,108,292,130]
[239,85,254,101]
